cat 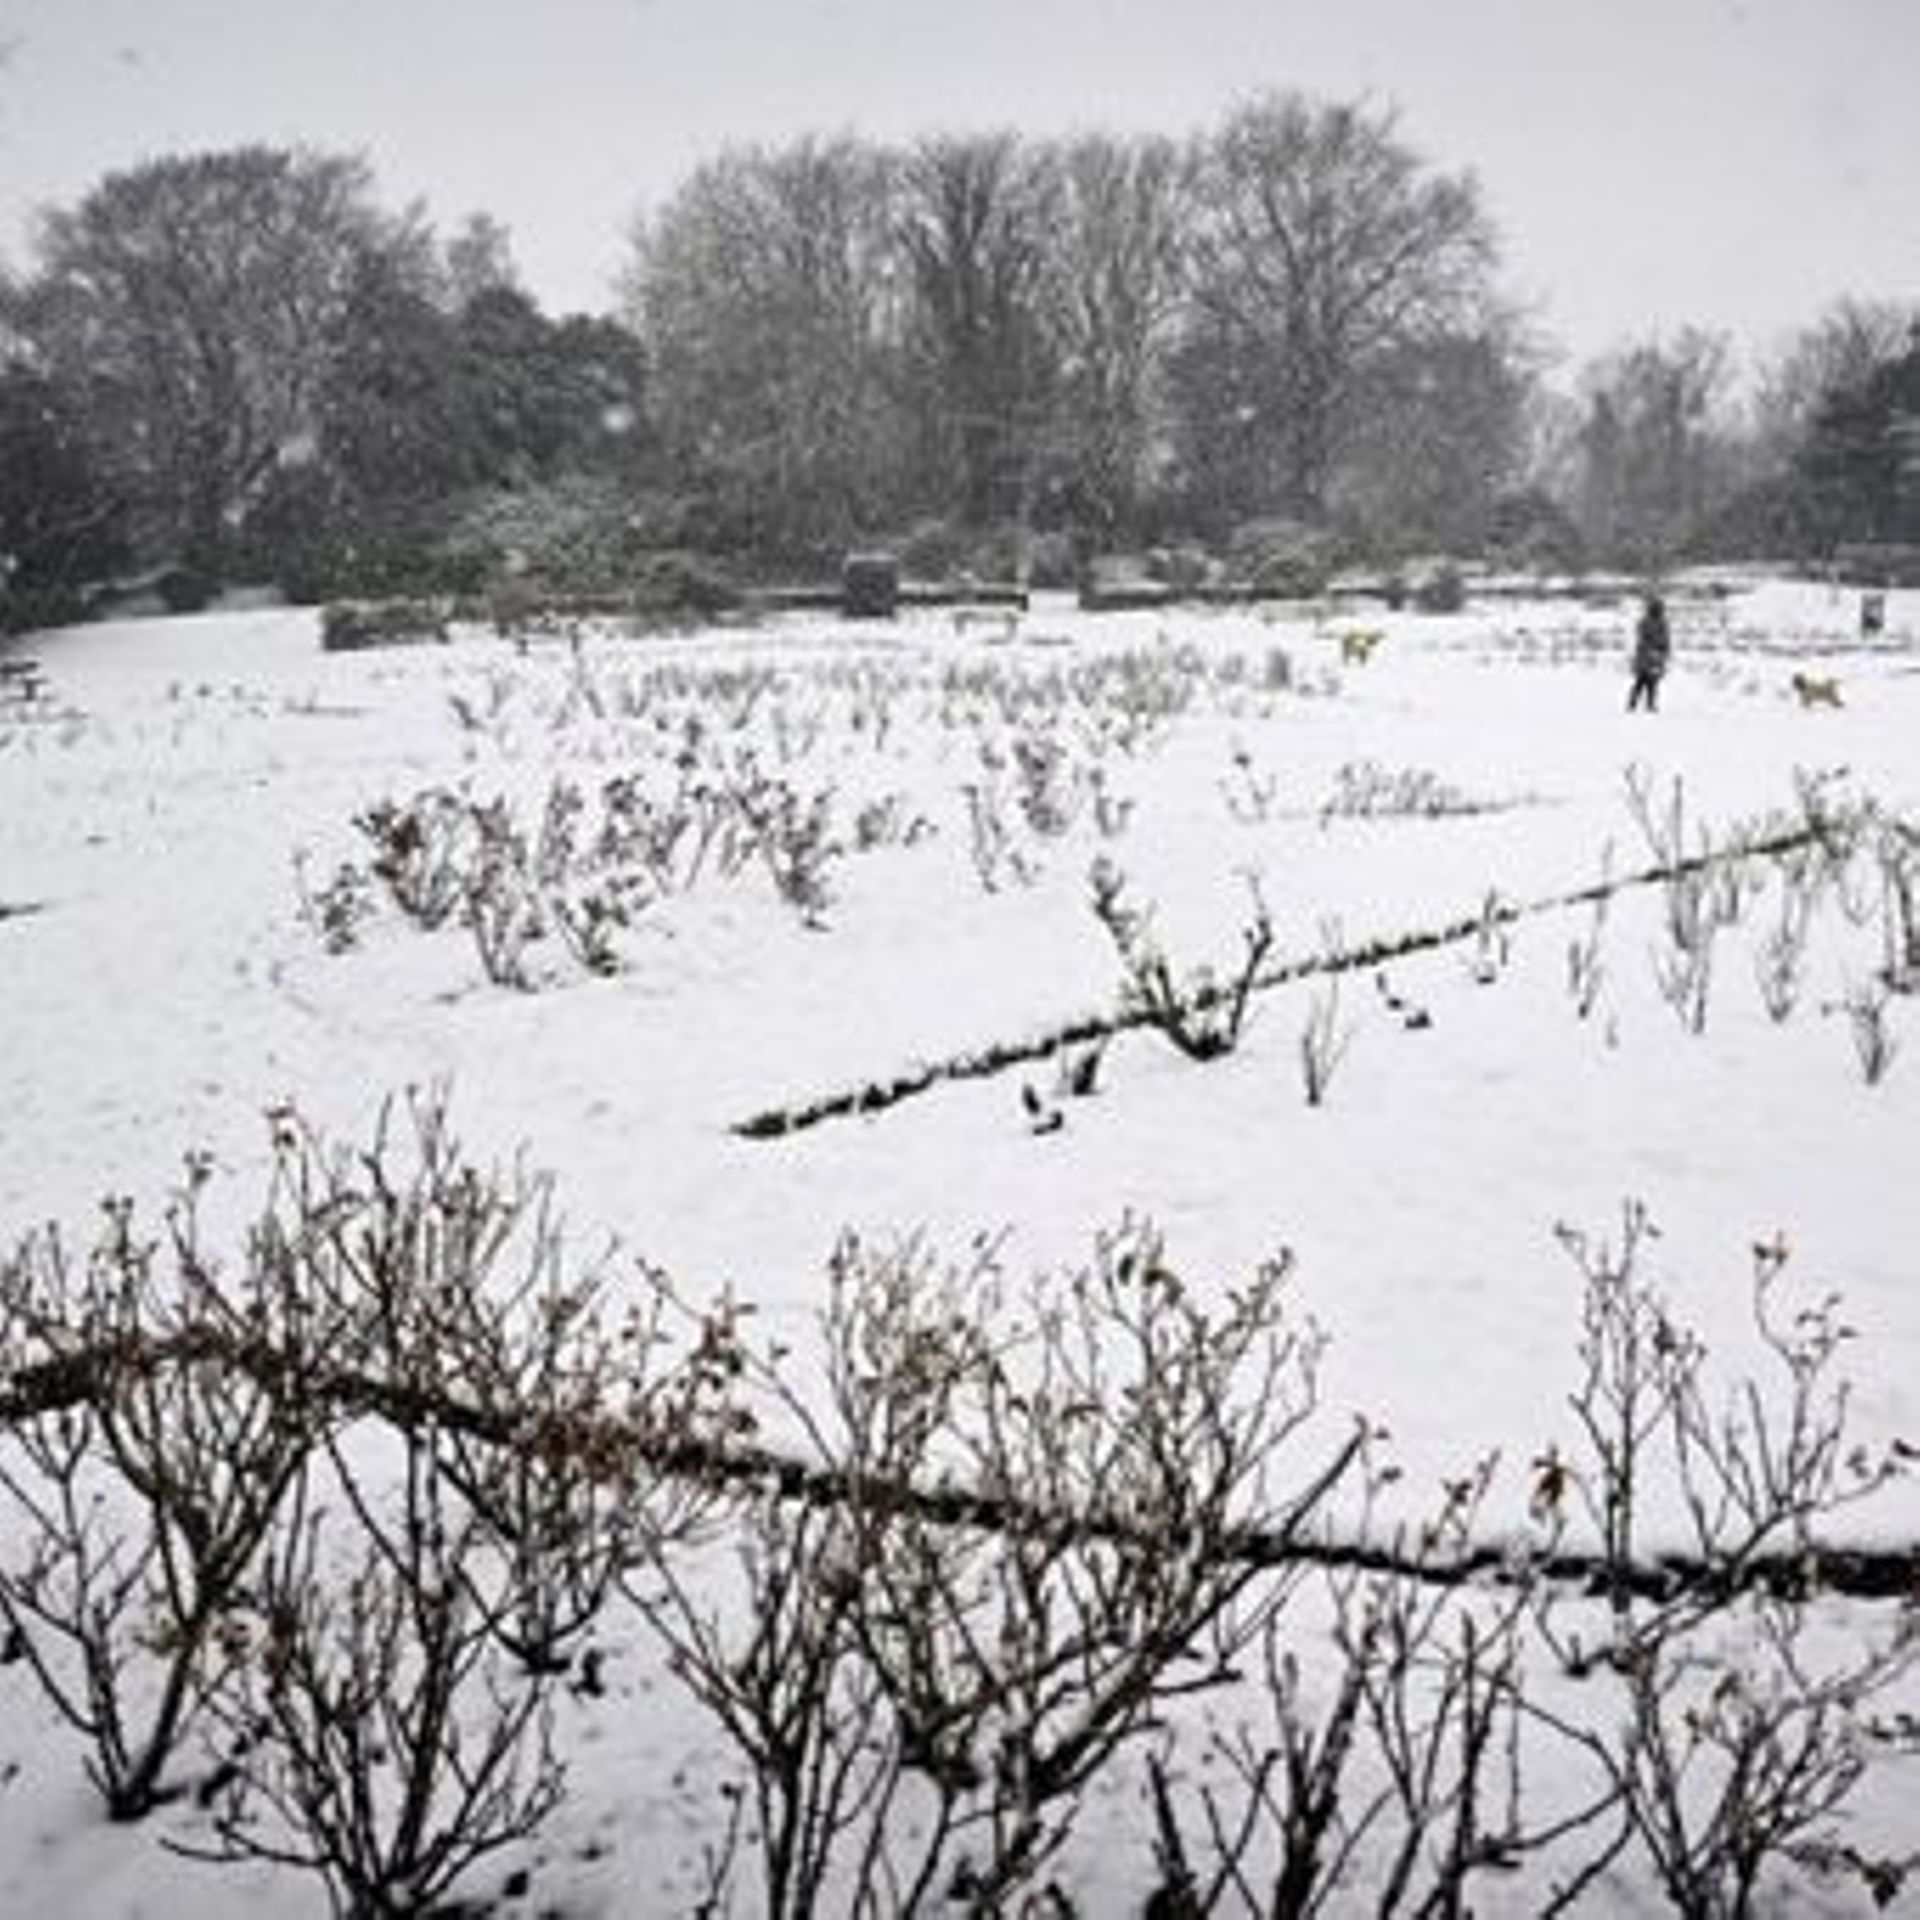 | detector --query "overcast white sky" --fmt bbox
[0,0,1913,376]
